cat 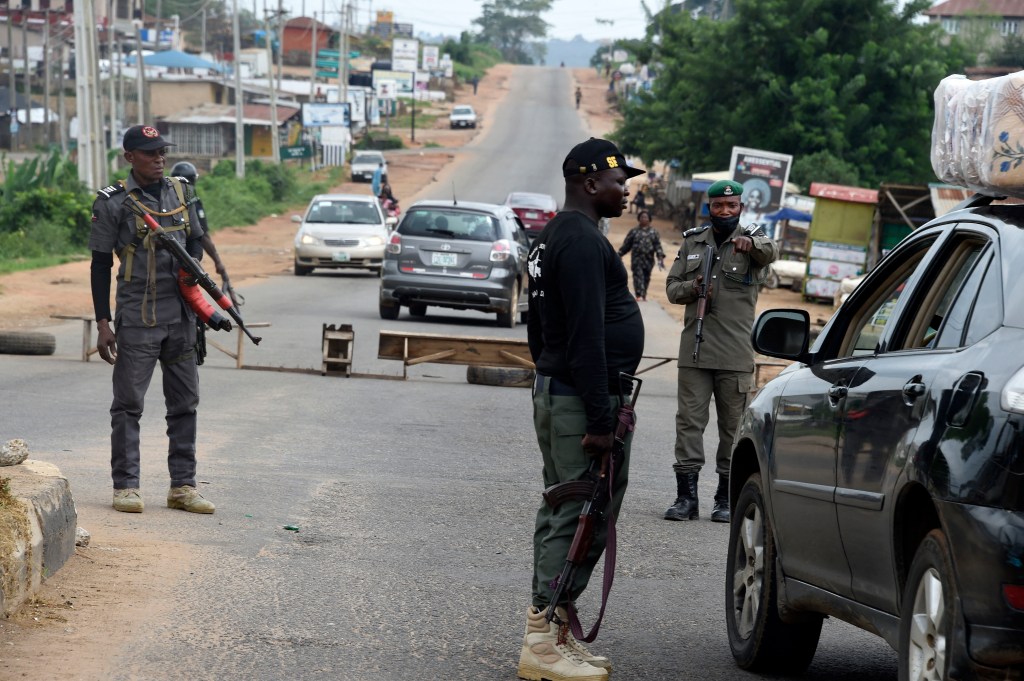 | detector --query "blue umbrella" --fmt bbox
[126,50,226,73]
[764,207,813,222]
